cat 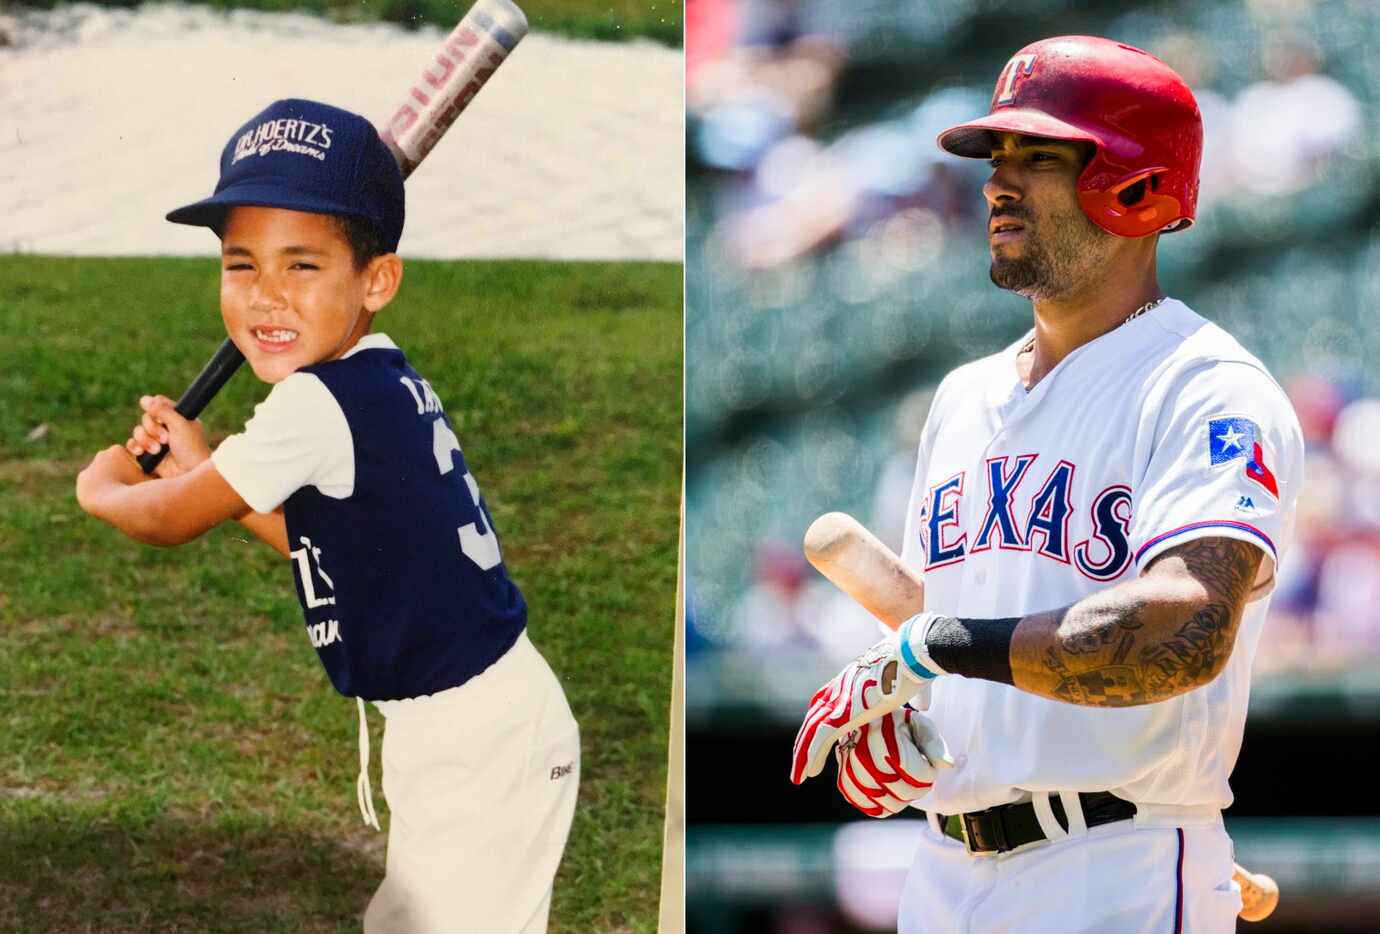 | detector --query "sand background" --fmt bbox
[0,4,684,260]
